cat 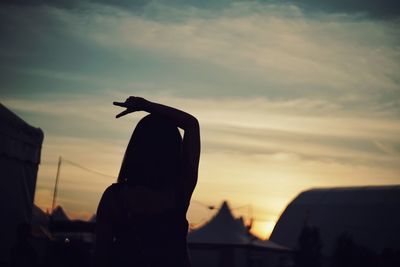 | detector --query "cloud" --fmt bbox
[2,0,399,225]
[47,2,399,103]
[5,94,400,168]
[1,1,399,107]
[290,0,400,19]
[3,0,399,19]
[9,92,398,224]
